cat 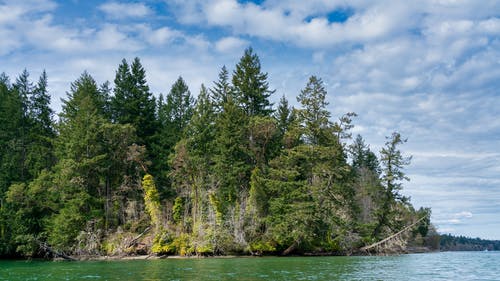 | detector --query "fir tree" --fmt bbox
[26,70,55,177]
[297,76,332,146]
[211,65,233,113]
[232,48,274,116]
[153,76,195,193]
[111,58,156,144]
[373,132,412,237]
